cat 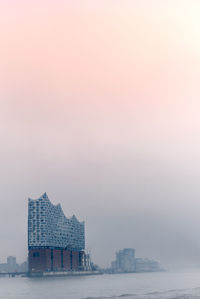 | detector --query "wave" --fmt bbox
[82,287,200,299]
